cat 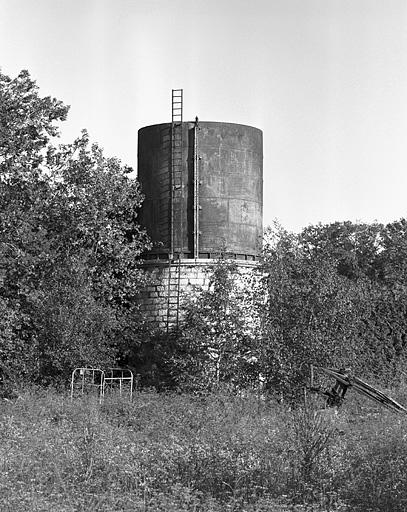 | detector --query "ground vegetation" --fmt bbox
[1,388,407,511]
